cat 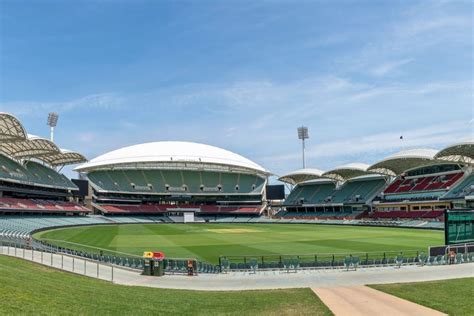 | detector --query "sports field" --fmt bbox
[34,224,443,264]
